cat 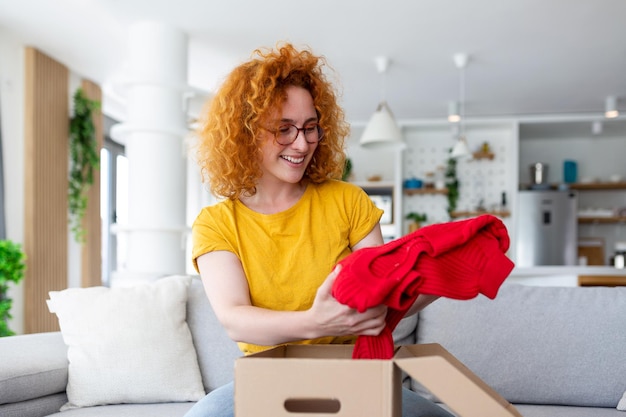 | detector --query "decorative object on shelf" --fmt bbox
[472,141,495,160]
[69,88,101,243]
[360,56,405,150]
[445,156,460,217]
[0,240,26,337]
[449,53,472,160]
[563,160,578,184]
[403,177,423,190]
[405,212,427,233]
[423,171,435,189]
[342,158,353,181]
[434,165,446,190]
